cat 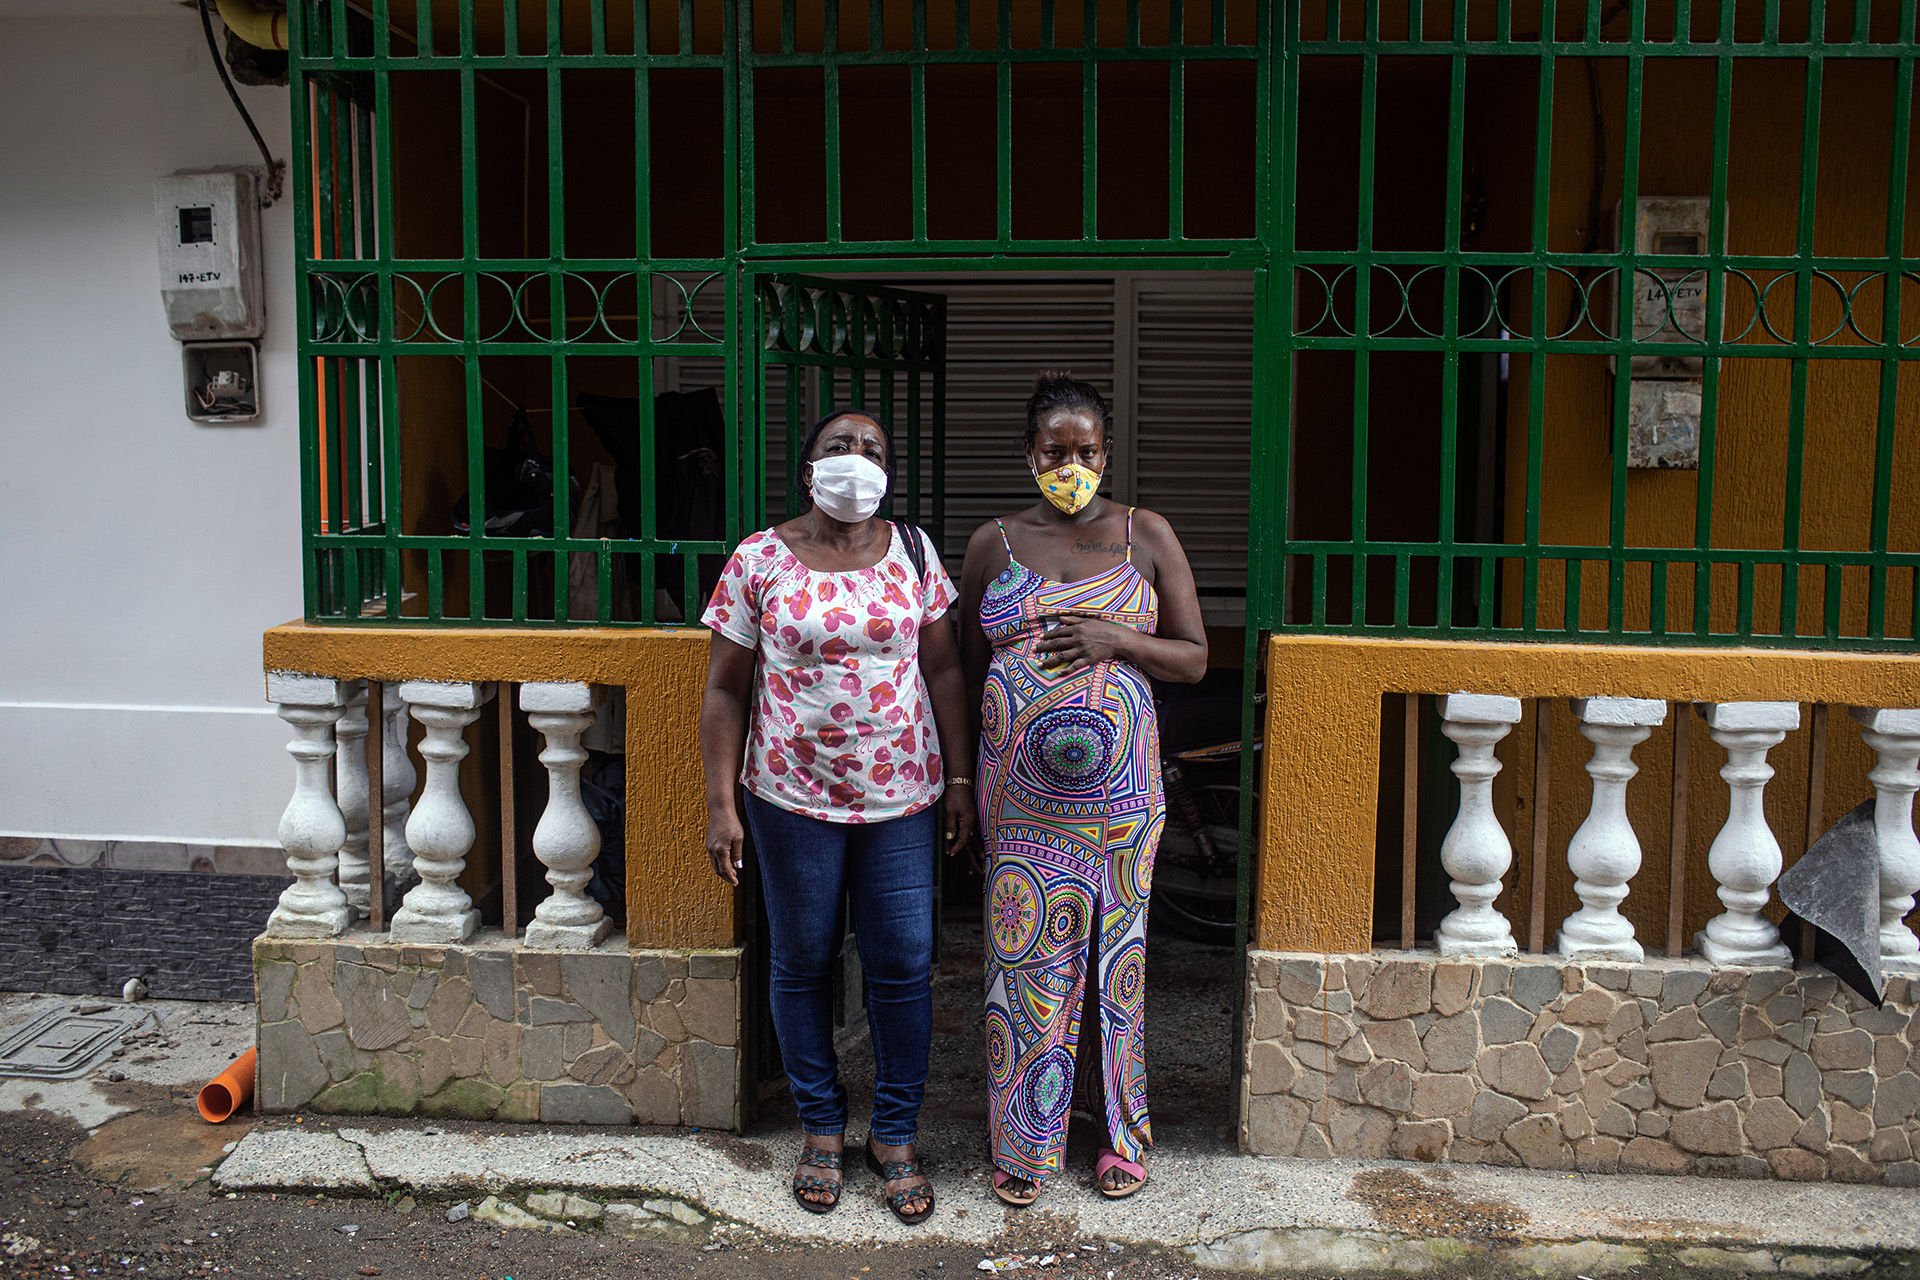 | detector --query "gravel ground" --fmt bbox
[9,929,1920,1279]
[13,1102,1920,1280]
[0,1107,1244,1280]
